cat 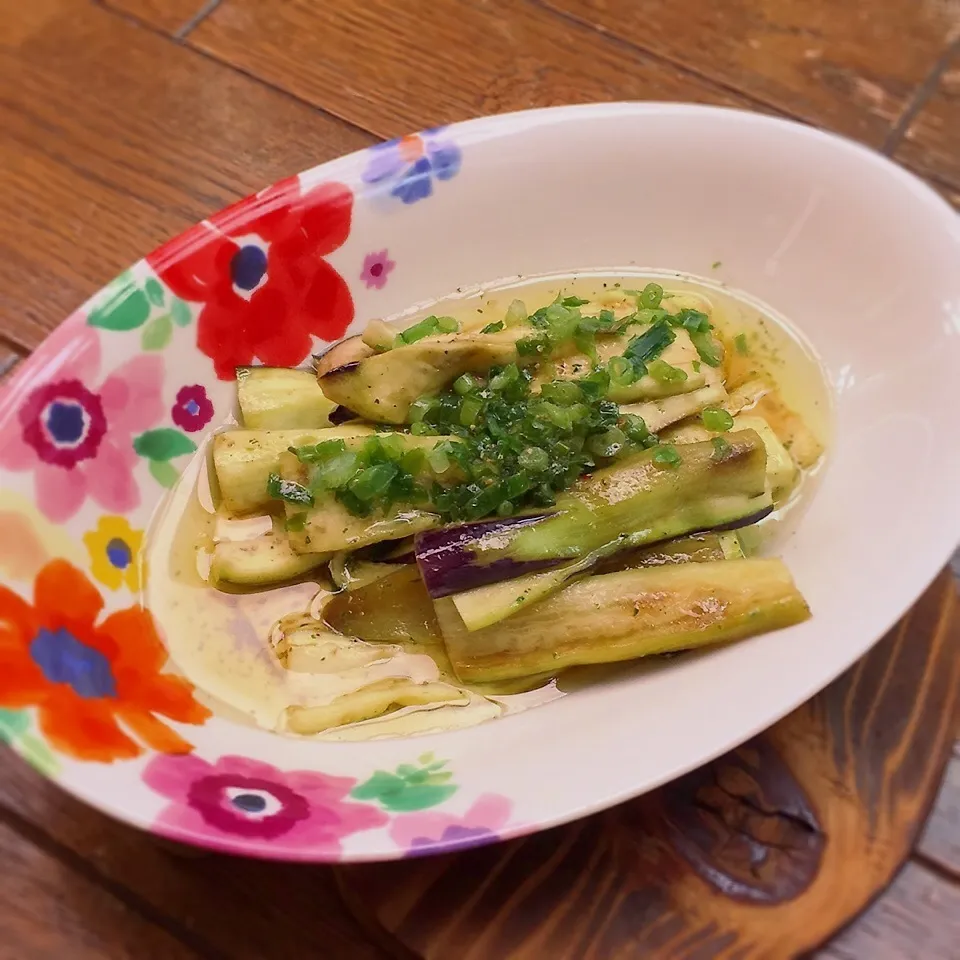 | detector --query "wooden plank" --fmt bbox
[0,816,199,960]
[0,0,374,352]
[190,0,763,141]
[540,0,960,146]
[0,754,384,959]
[101,0,212,34]
[917,755,960,879]
[813,862,960,960]
[895,48,960,191]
